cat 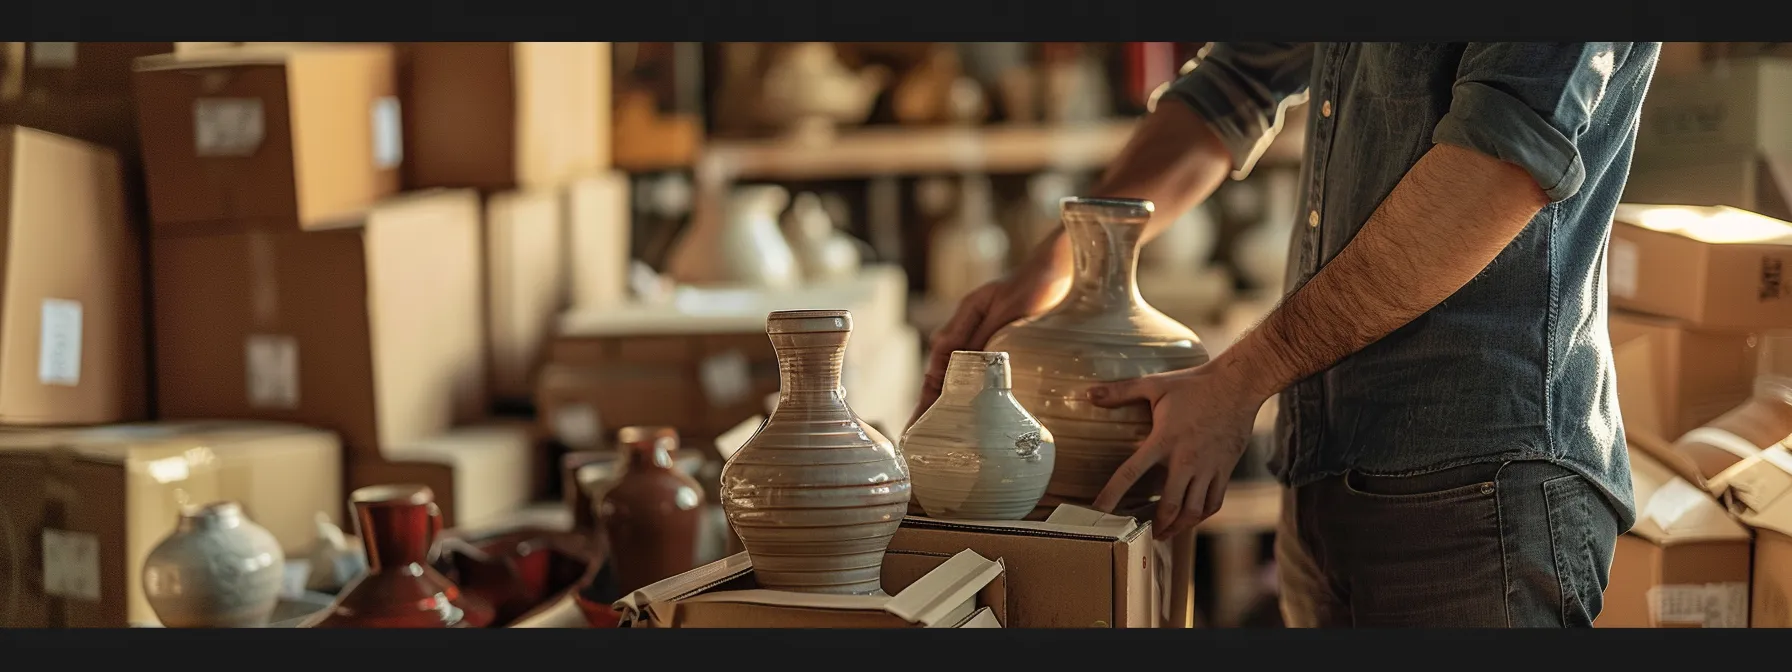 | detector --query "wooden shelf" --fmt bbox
[702,119,1305,182]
